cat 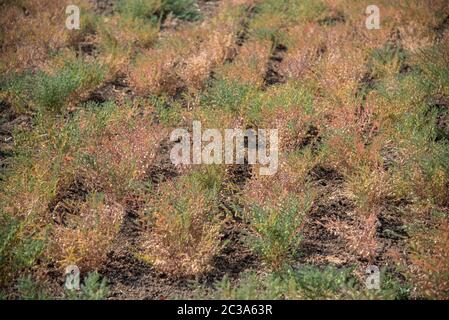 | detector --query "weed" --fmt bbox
[415,42,449,96]
[65,271,109,300]
[162,0,201,21]
[389,109,449,206]
[150,95,183,126]
[200,78,258,117]
[245,194,312,270]
[79,271,109,300]
[202,265,402,299]
[0,212,46,288]
[367,42,408,80]
[15,275,50,300]
[34,60,106,113]
[2,59,106,114]
[117,0,201,22]
[116,0,162,21]
[249,0,328,42]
